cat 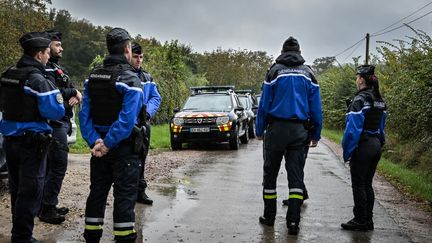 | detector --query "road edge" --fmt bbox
[320,137,432,243]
